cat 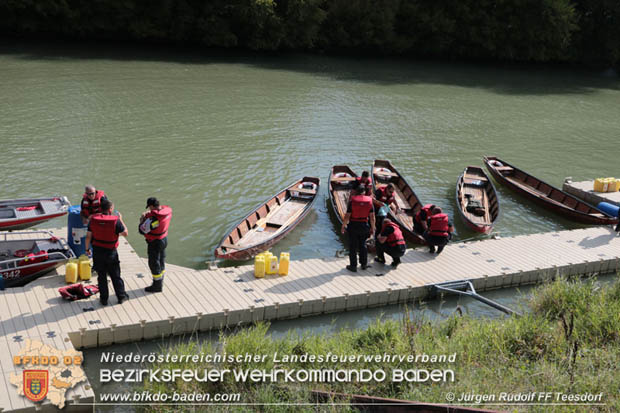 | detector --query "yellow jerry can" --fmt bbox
[266,255,278,275]
[78,254,92,281]
[278,252,290,276]
[65,259,78,284]
[254,255,266,278]
[608,178,620,192]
